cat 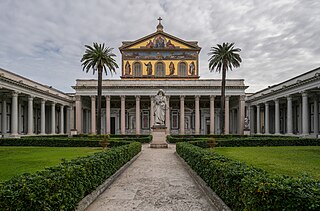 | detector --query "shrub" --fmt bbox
[176,142,320,210]
[0,135,152,147]
[0,142,141,210]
